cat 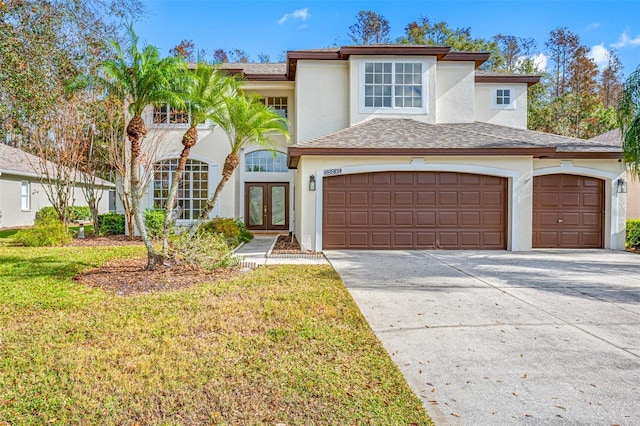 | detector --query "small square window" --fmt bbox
[493,88,515,109]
